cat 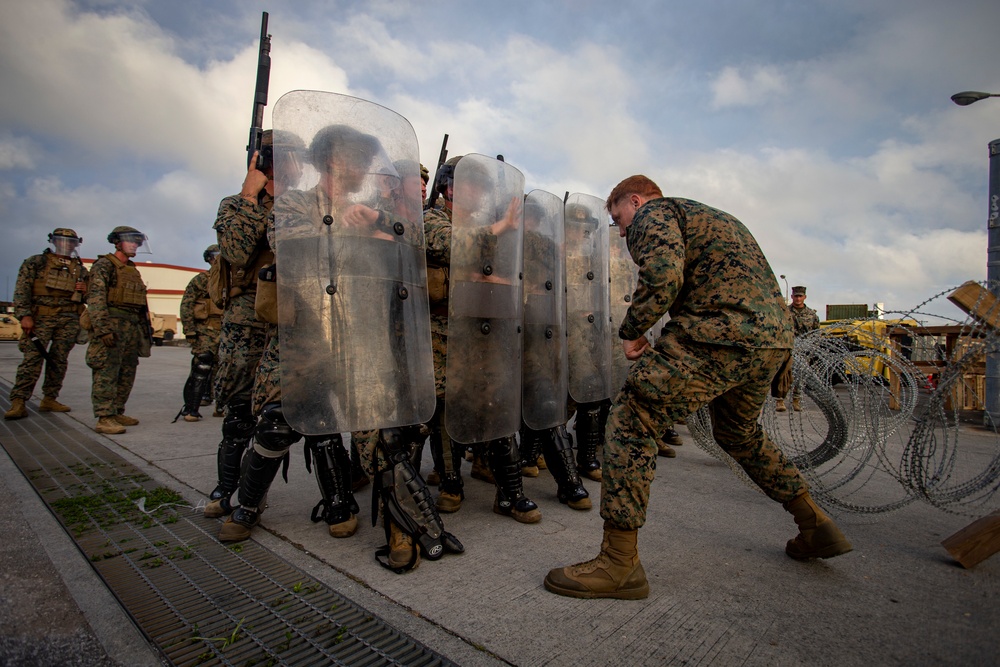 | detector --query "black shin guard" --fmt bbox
[174,352,214,421]
[232,403,301,521]
[488,436,538,515]
[429,428,464,497]
[208,399,255,509]
[305,435,359,525]
[541,425,589,505]
[519,423,545,469]
[374,426,463,570]
[574,402,603,476]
